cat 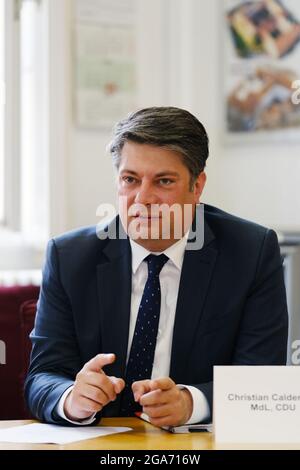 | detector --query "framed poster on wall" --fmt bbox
[73,0,137,129]
[223,0,300,141]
